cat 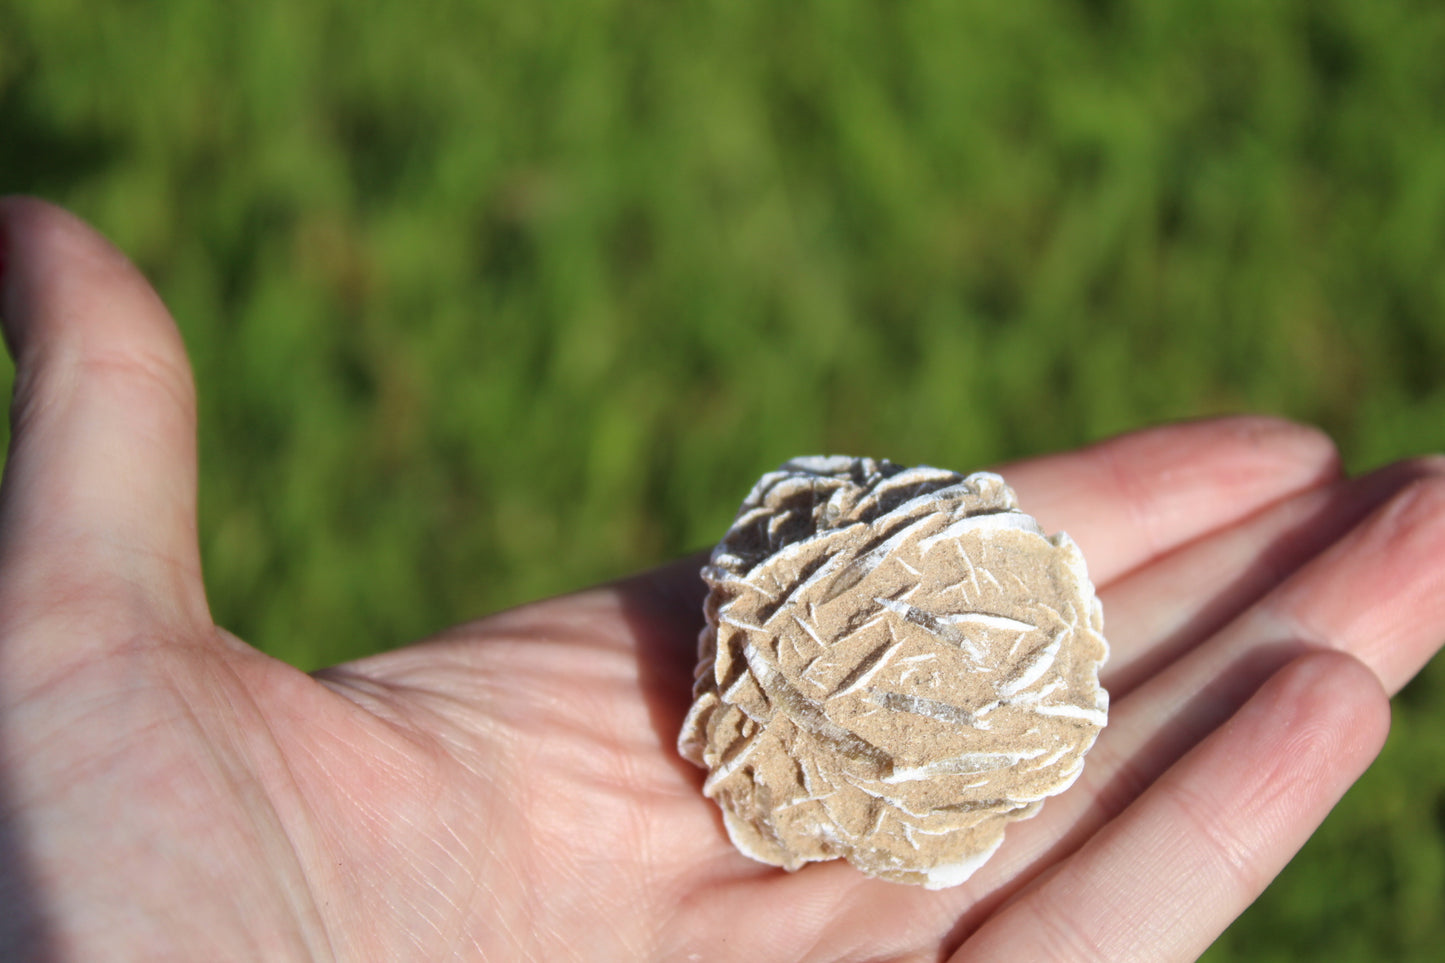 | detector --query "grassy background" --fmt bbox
[3,0,1445,957]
